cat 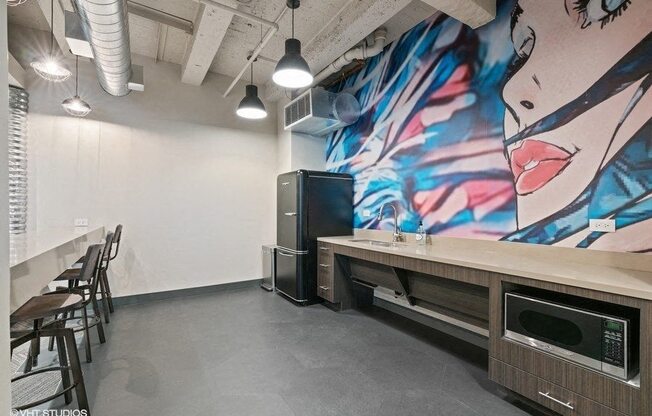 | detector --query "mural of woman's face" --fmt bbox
[502,0,652,228]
